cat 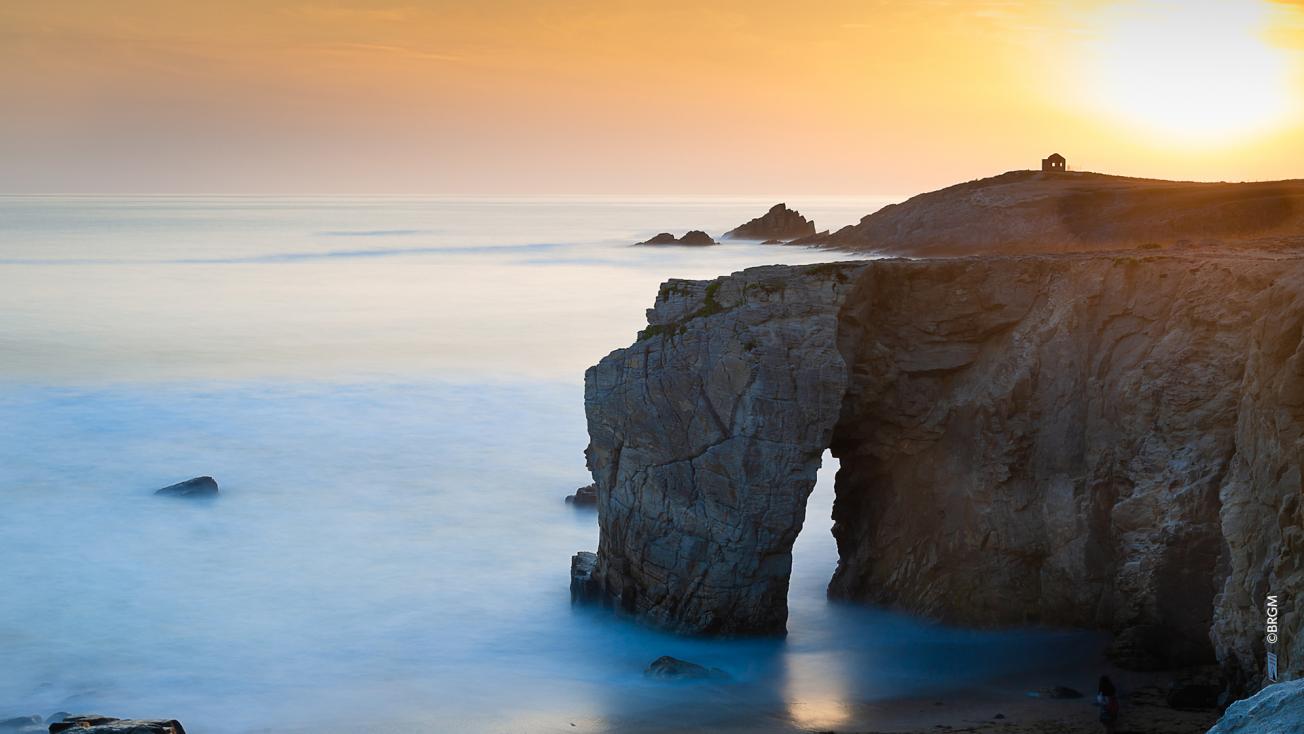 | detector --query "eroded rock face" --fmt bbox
[724,203,817,242]
[1205,679,1304,733]
[577,252,1304,693]
[583,264,861,633]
